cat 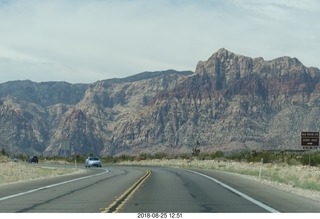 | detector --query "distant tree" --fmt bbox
[1,148,6,156]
